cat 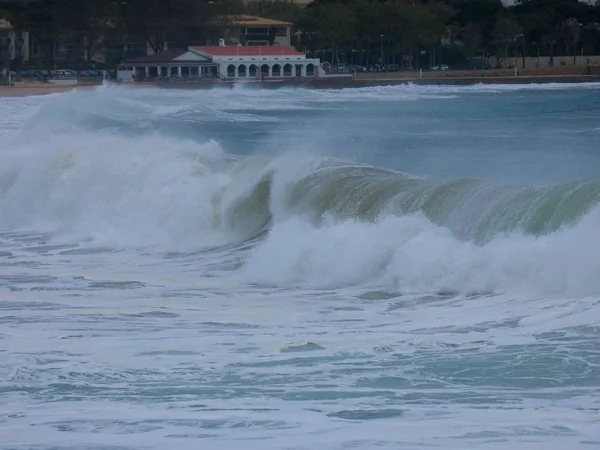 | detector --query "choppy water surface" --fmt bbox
[1,82,600,449]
